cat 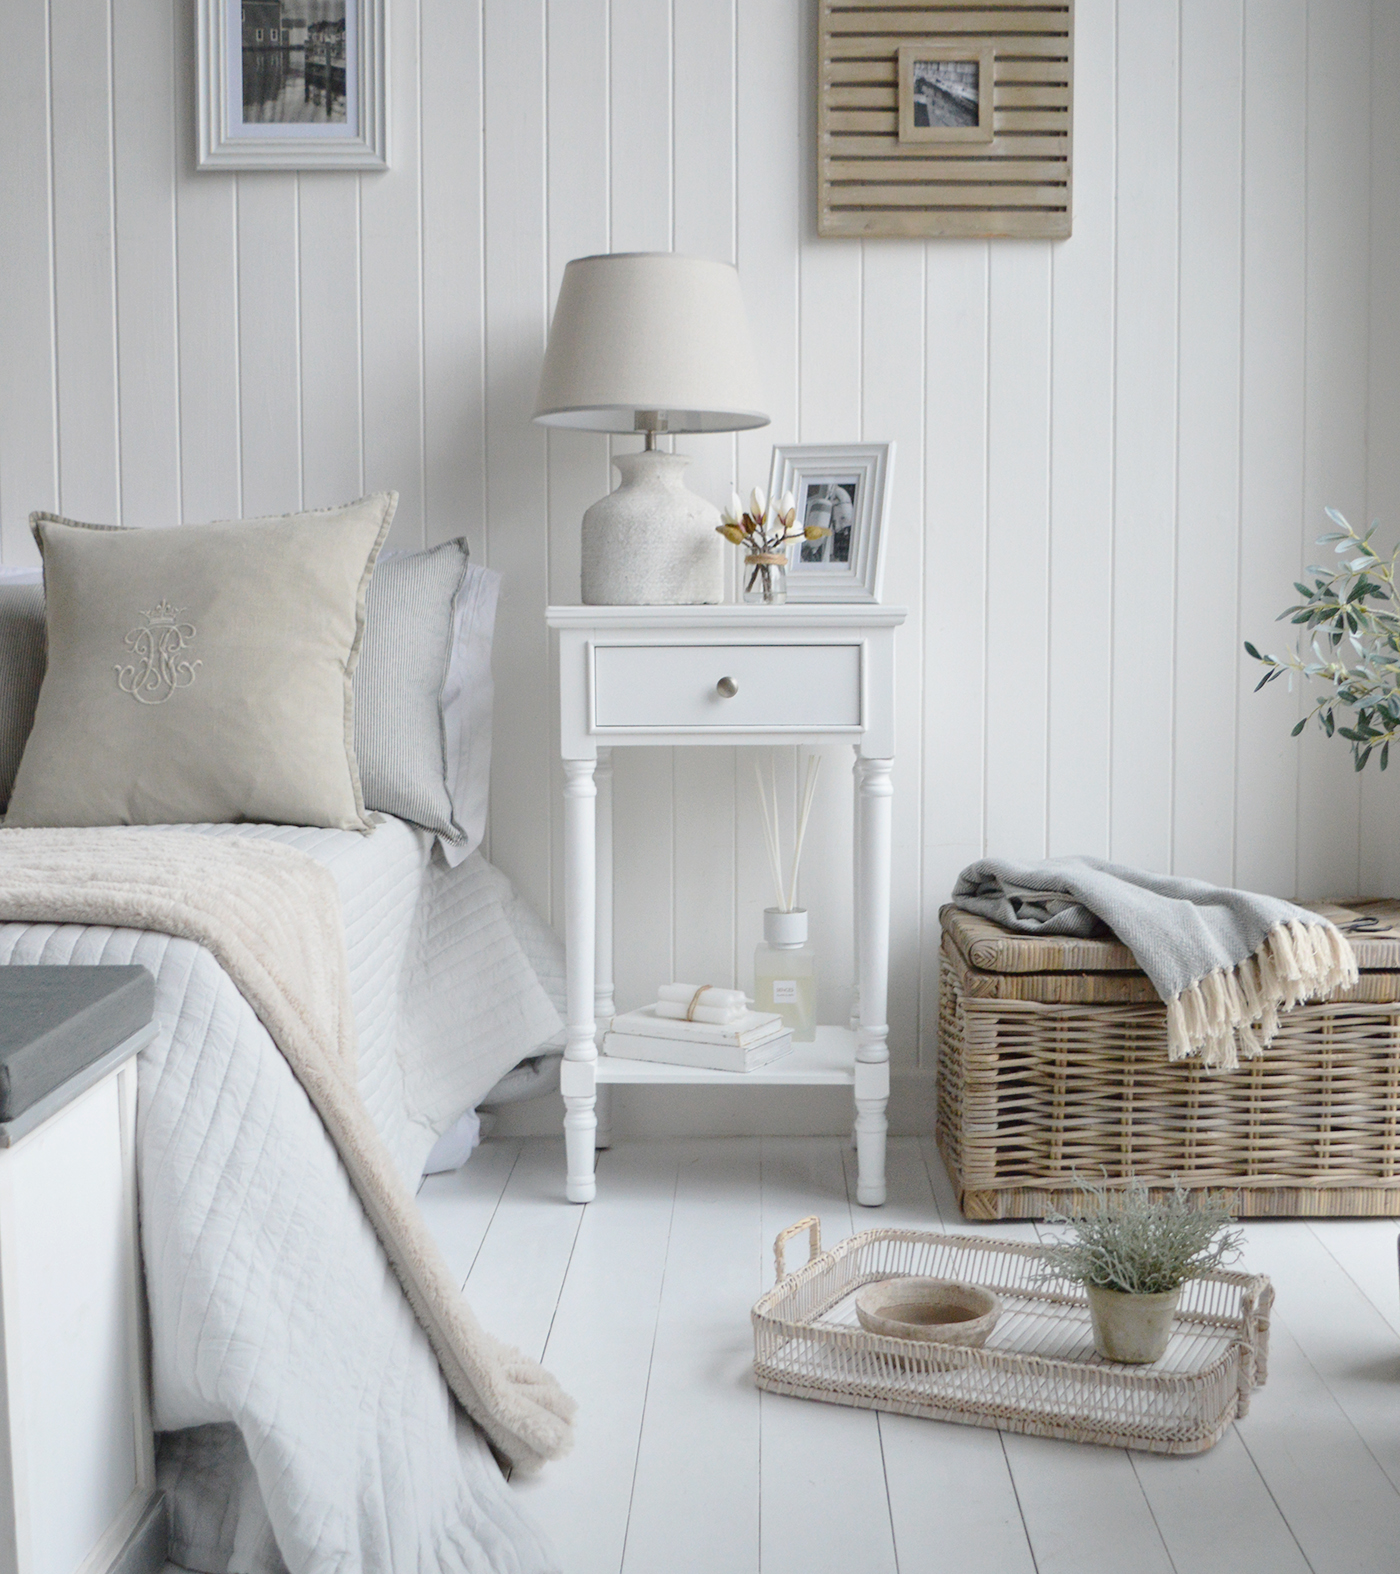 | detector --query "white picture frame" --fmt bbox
[767,443,894,603]
[198,0,388,171]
